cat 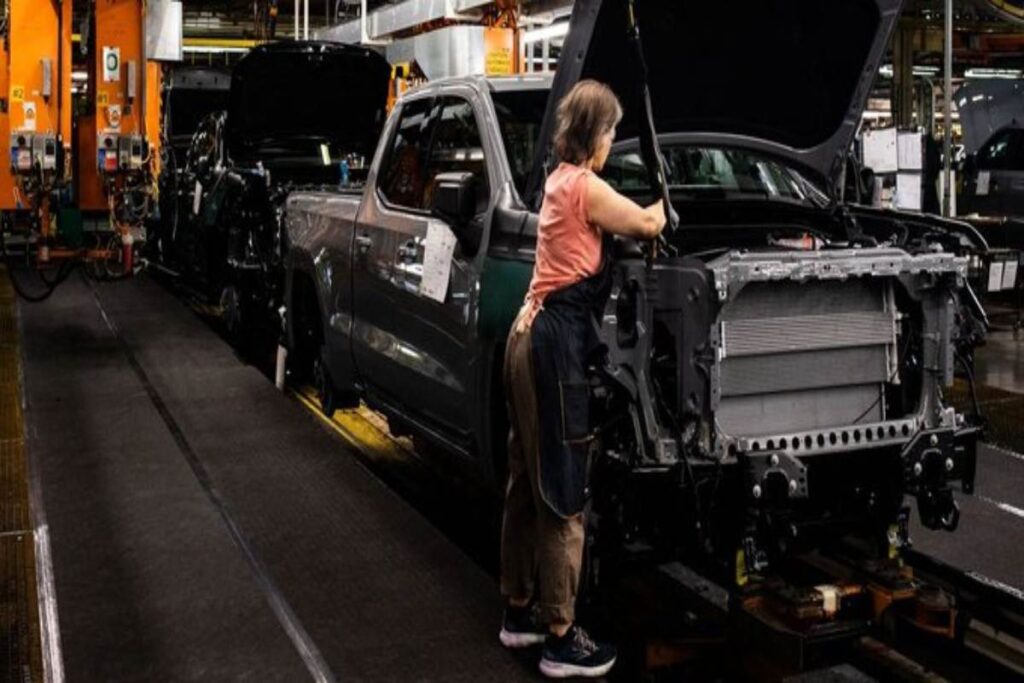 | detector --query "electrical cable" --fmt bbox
[956,351,983,421]
[851,326,914,425]
[0,227,77,302]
